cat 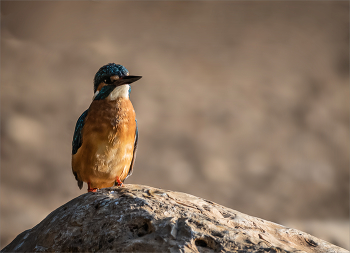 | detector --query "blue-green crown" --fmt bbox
[93,63,129,92]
